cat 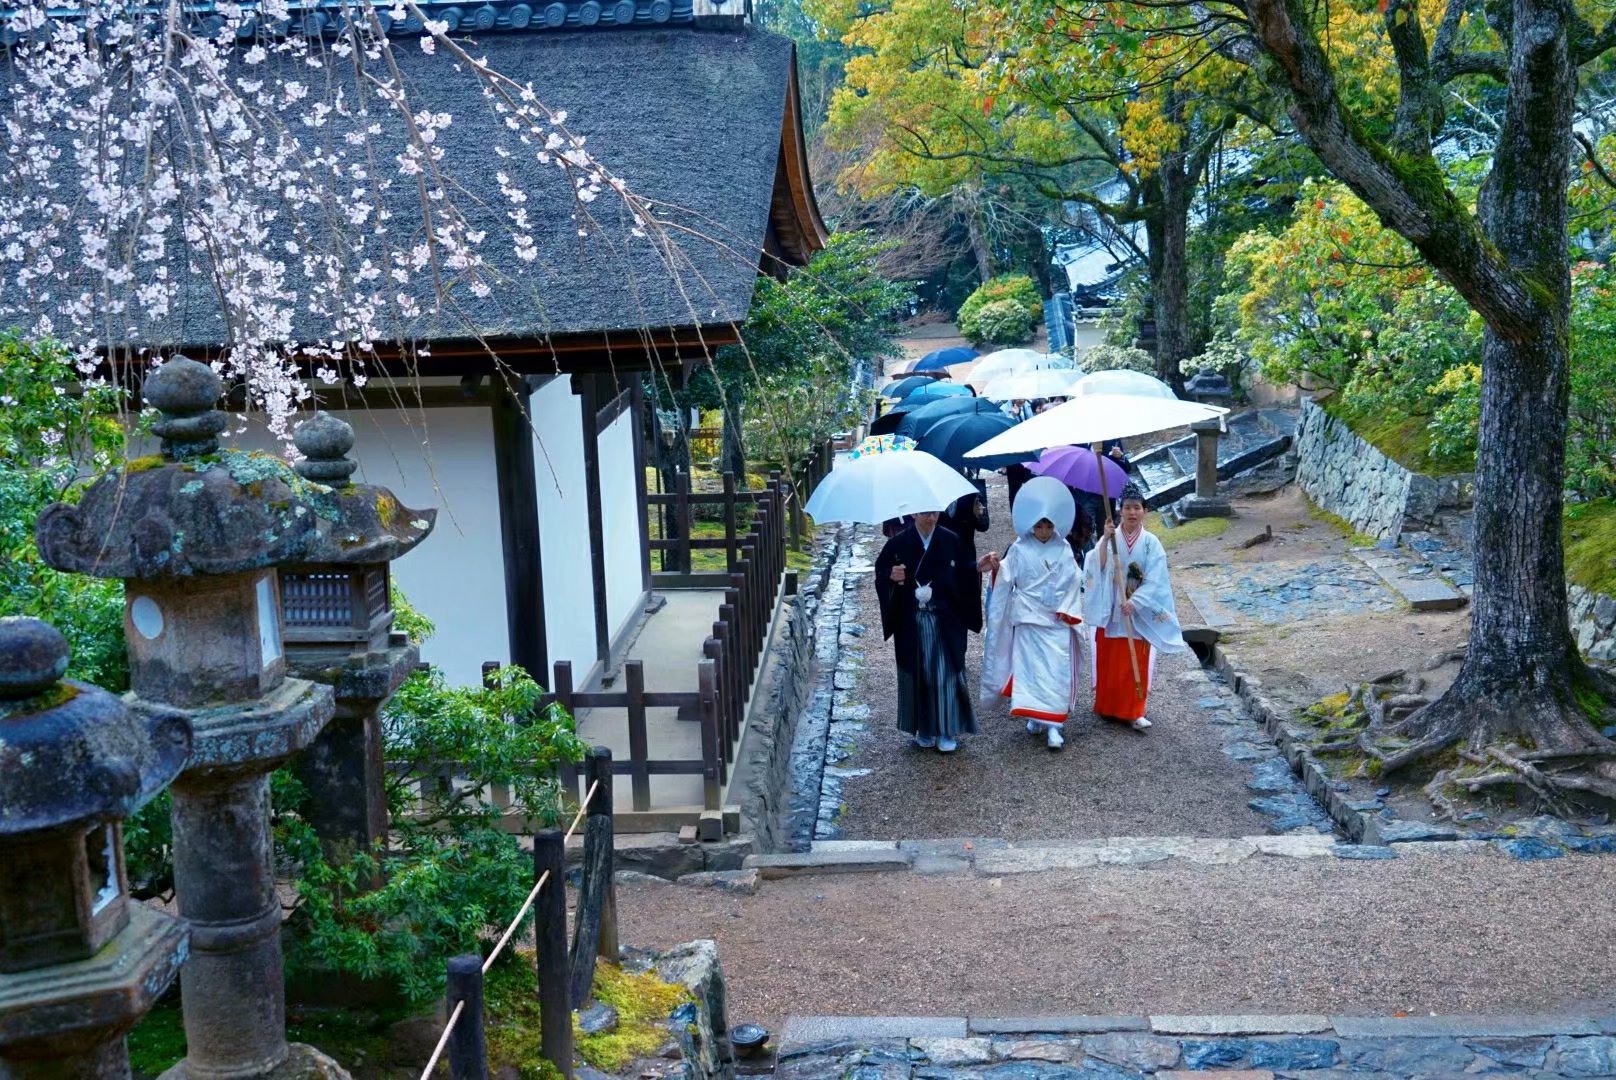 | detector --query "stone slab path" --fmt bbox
[773,1015,1616,1078]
